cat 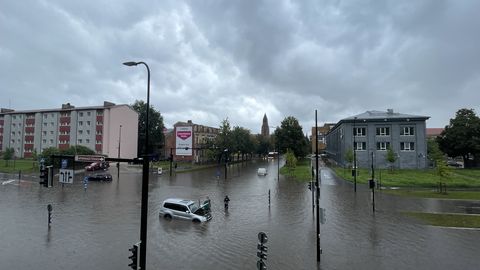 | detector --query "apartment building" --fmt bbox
[0,102,138,159]
[325,109,429,169]
[311,123,336,153]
